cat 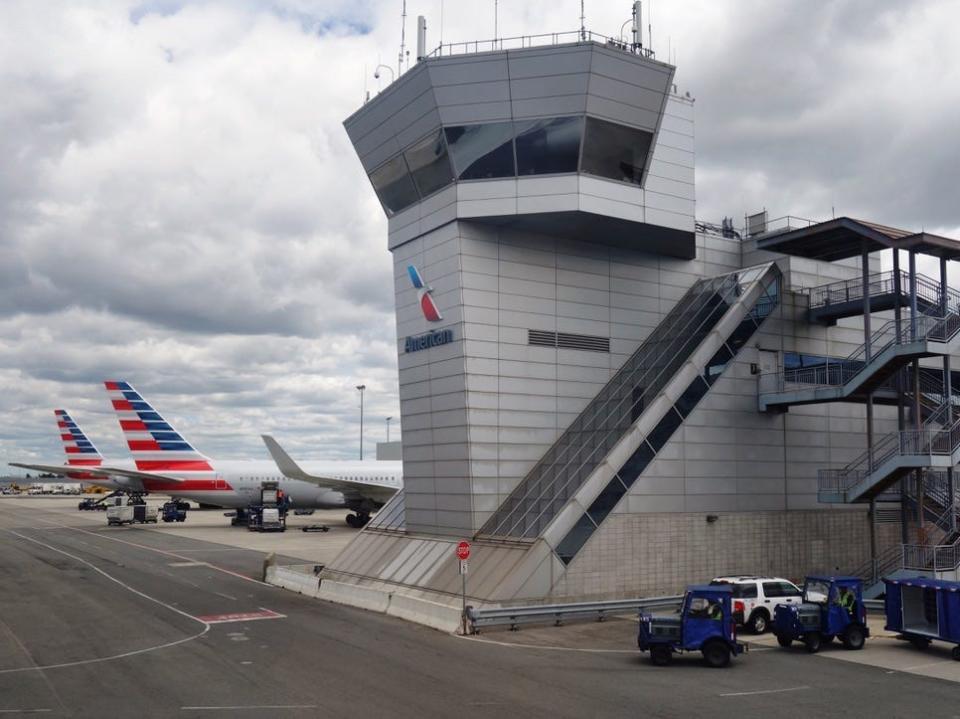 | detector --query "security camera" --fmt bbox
[374,70,380,79]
